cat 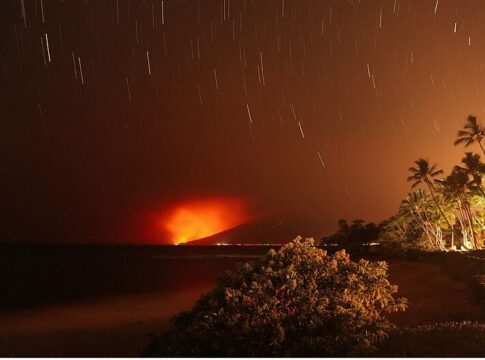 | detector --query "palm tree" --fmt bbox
[407,159,453,229]
[399,189,430,219]
[469,195,485,242]
[440,168,478,249]
[381,215,409,242]
[454,115,485,156]
[399,190,447,250]
[456,152,485,196]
